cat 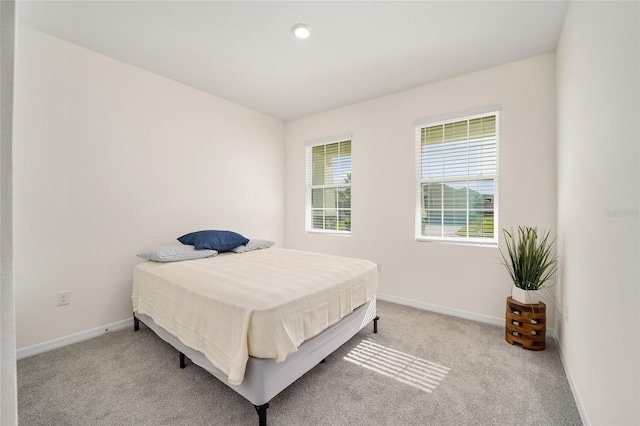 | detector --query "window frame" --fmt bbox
[415,109,499,246]
[305,135,352,235]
